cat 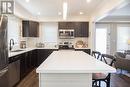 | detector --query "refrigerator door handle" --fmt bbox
[0,67,8,77]
[0,15,3,27]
